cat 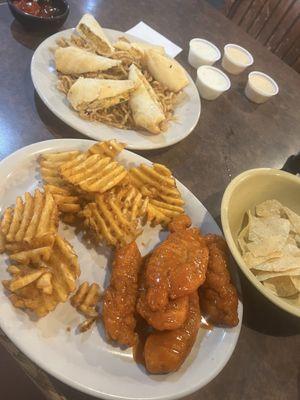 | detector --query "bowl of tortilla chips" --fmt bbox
[221,168,300,317]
